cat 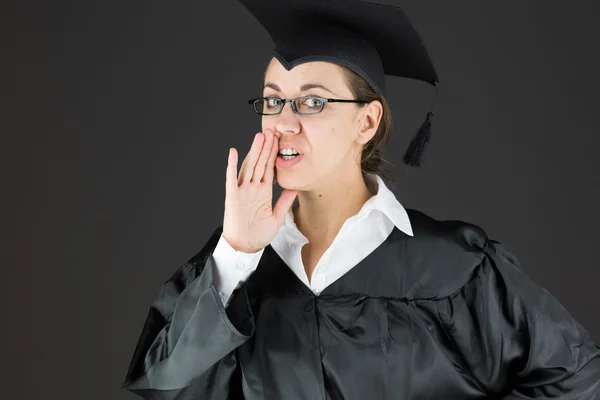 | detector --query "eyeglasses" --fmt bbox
[247,96,369,115]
